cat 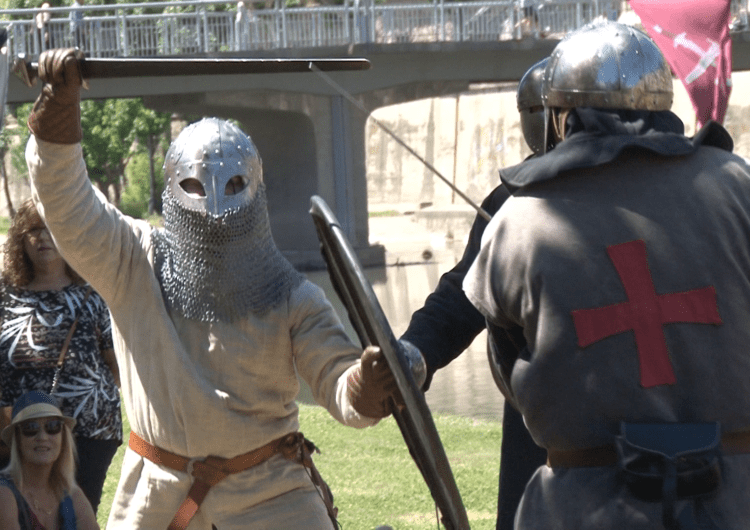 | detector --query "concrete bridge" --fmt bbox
[3,0,749,268]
